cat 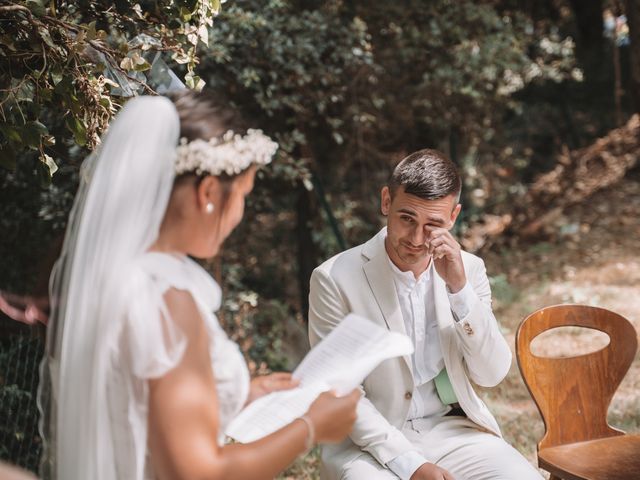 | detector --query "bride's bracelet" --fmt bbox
[297,415,315,454]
